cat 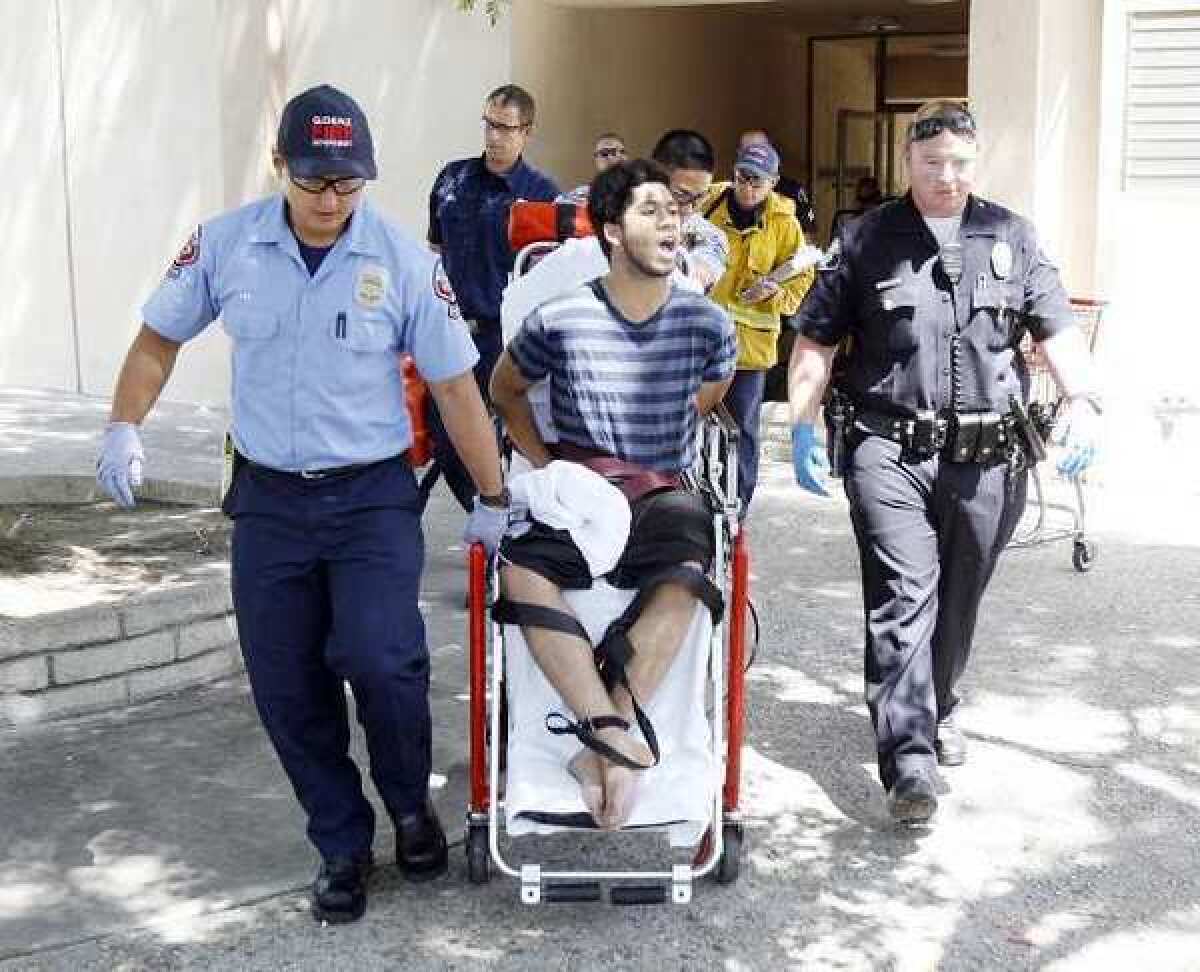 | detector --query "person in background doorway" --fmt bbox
[560,132,628,204]
[425,83,560,512]
[705,140,813,515]
[737,128,817,237]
